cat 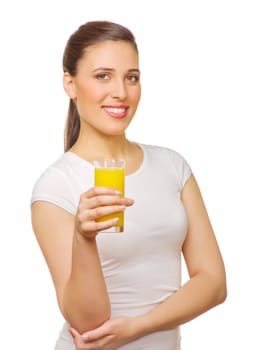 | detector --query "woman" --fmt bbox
[31,20,227,350]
